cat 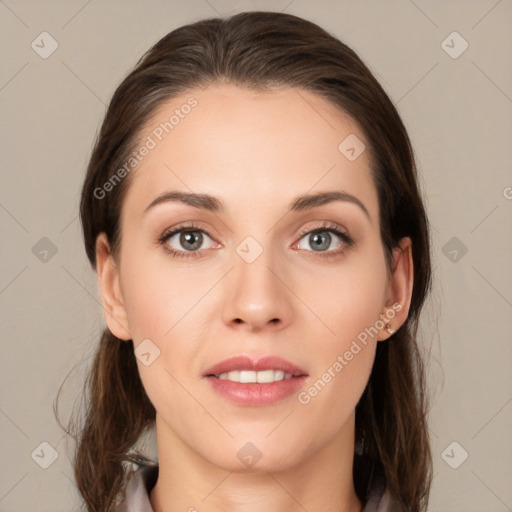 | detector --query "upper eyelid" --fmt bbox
[296,221,349,237]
